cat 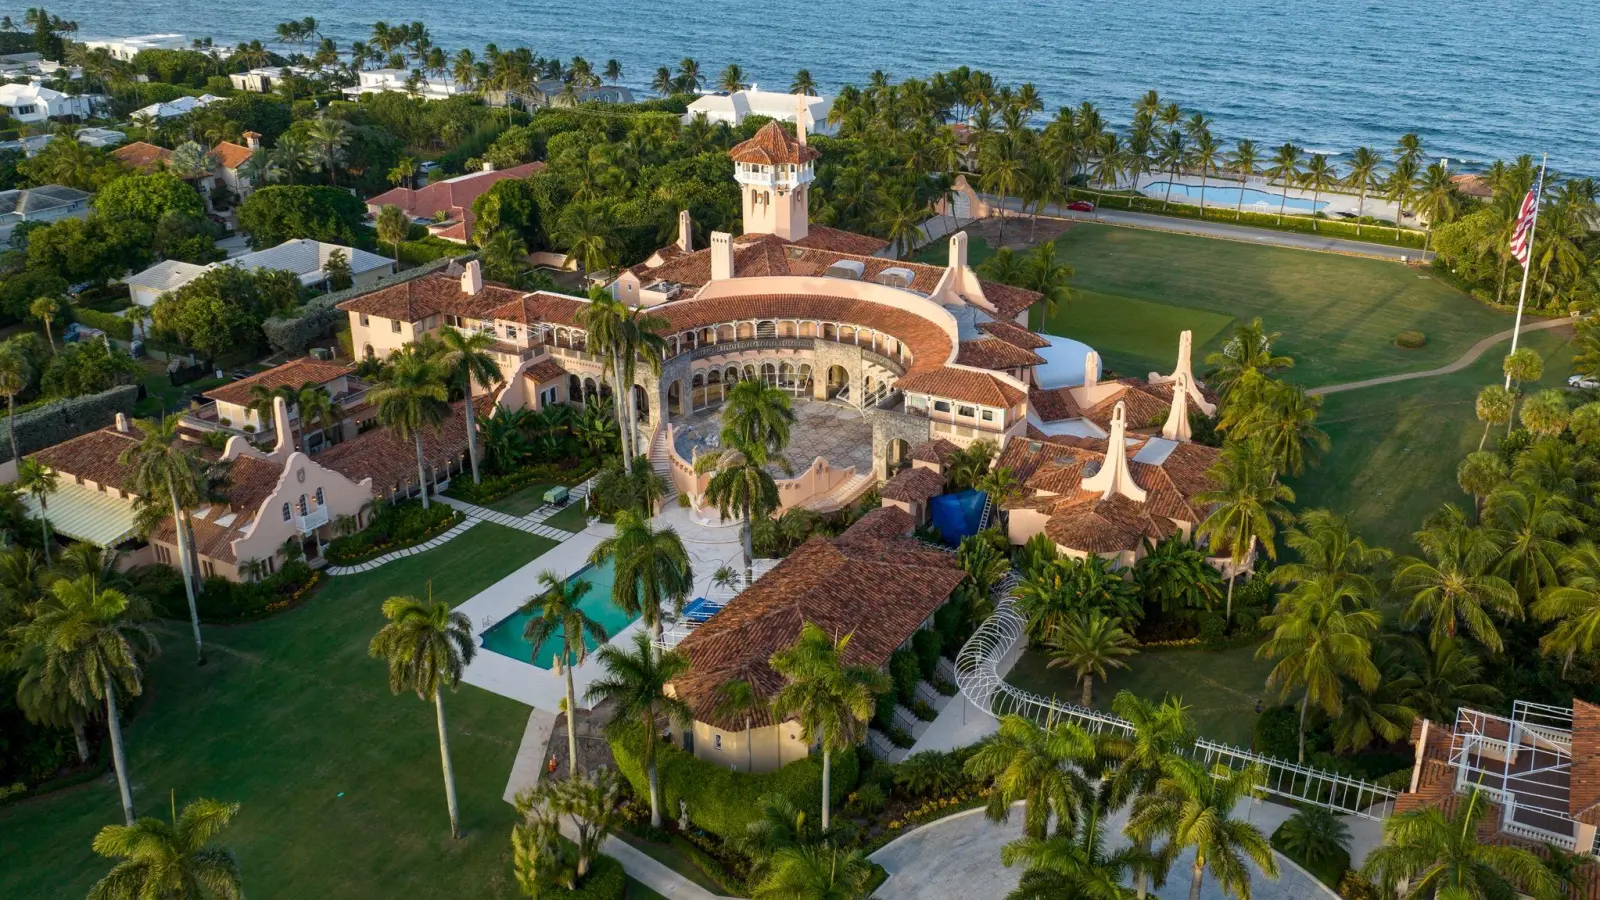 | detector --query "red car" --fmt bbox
[1067,200,1096,212]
